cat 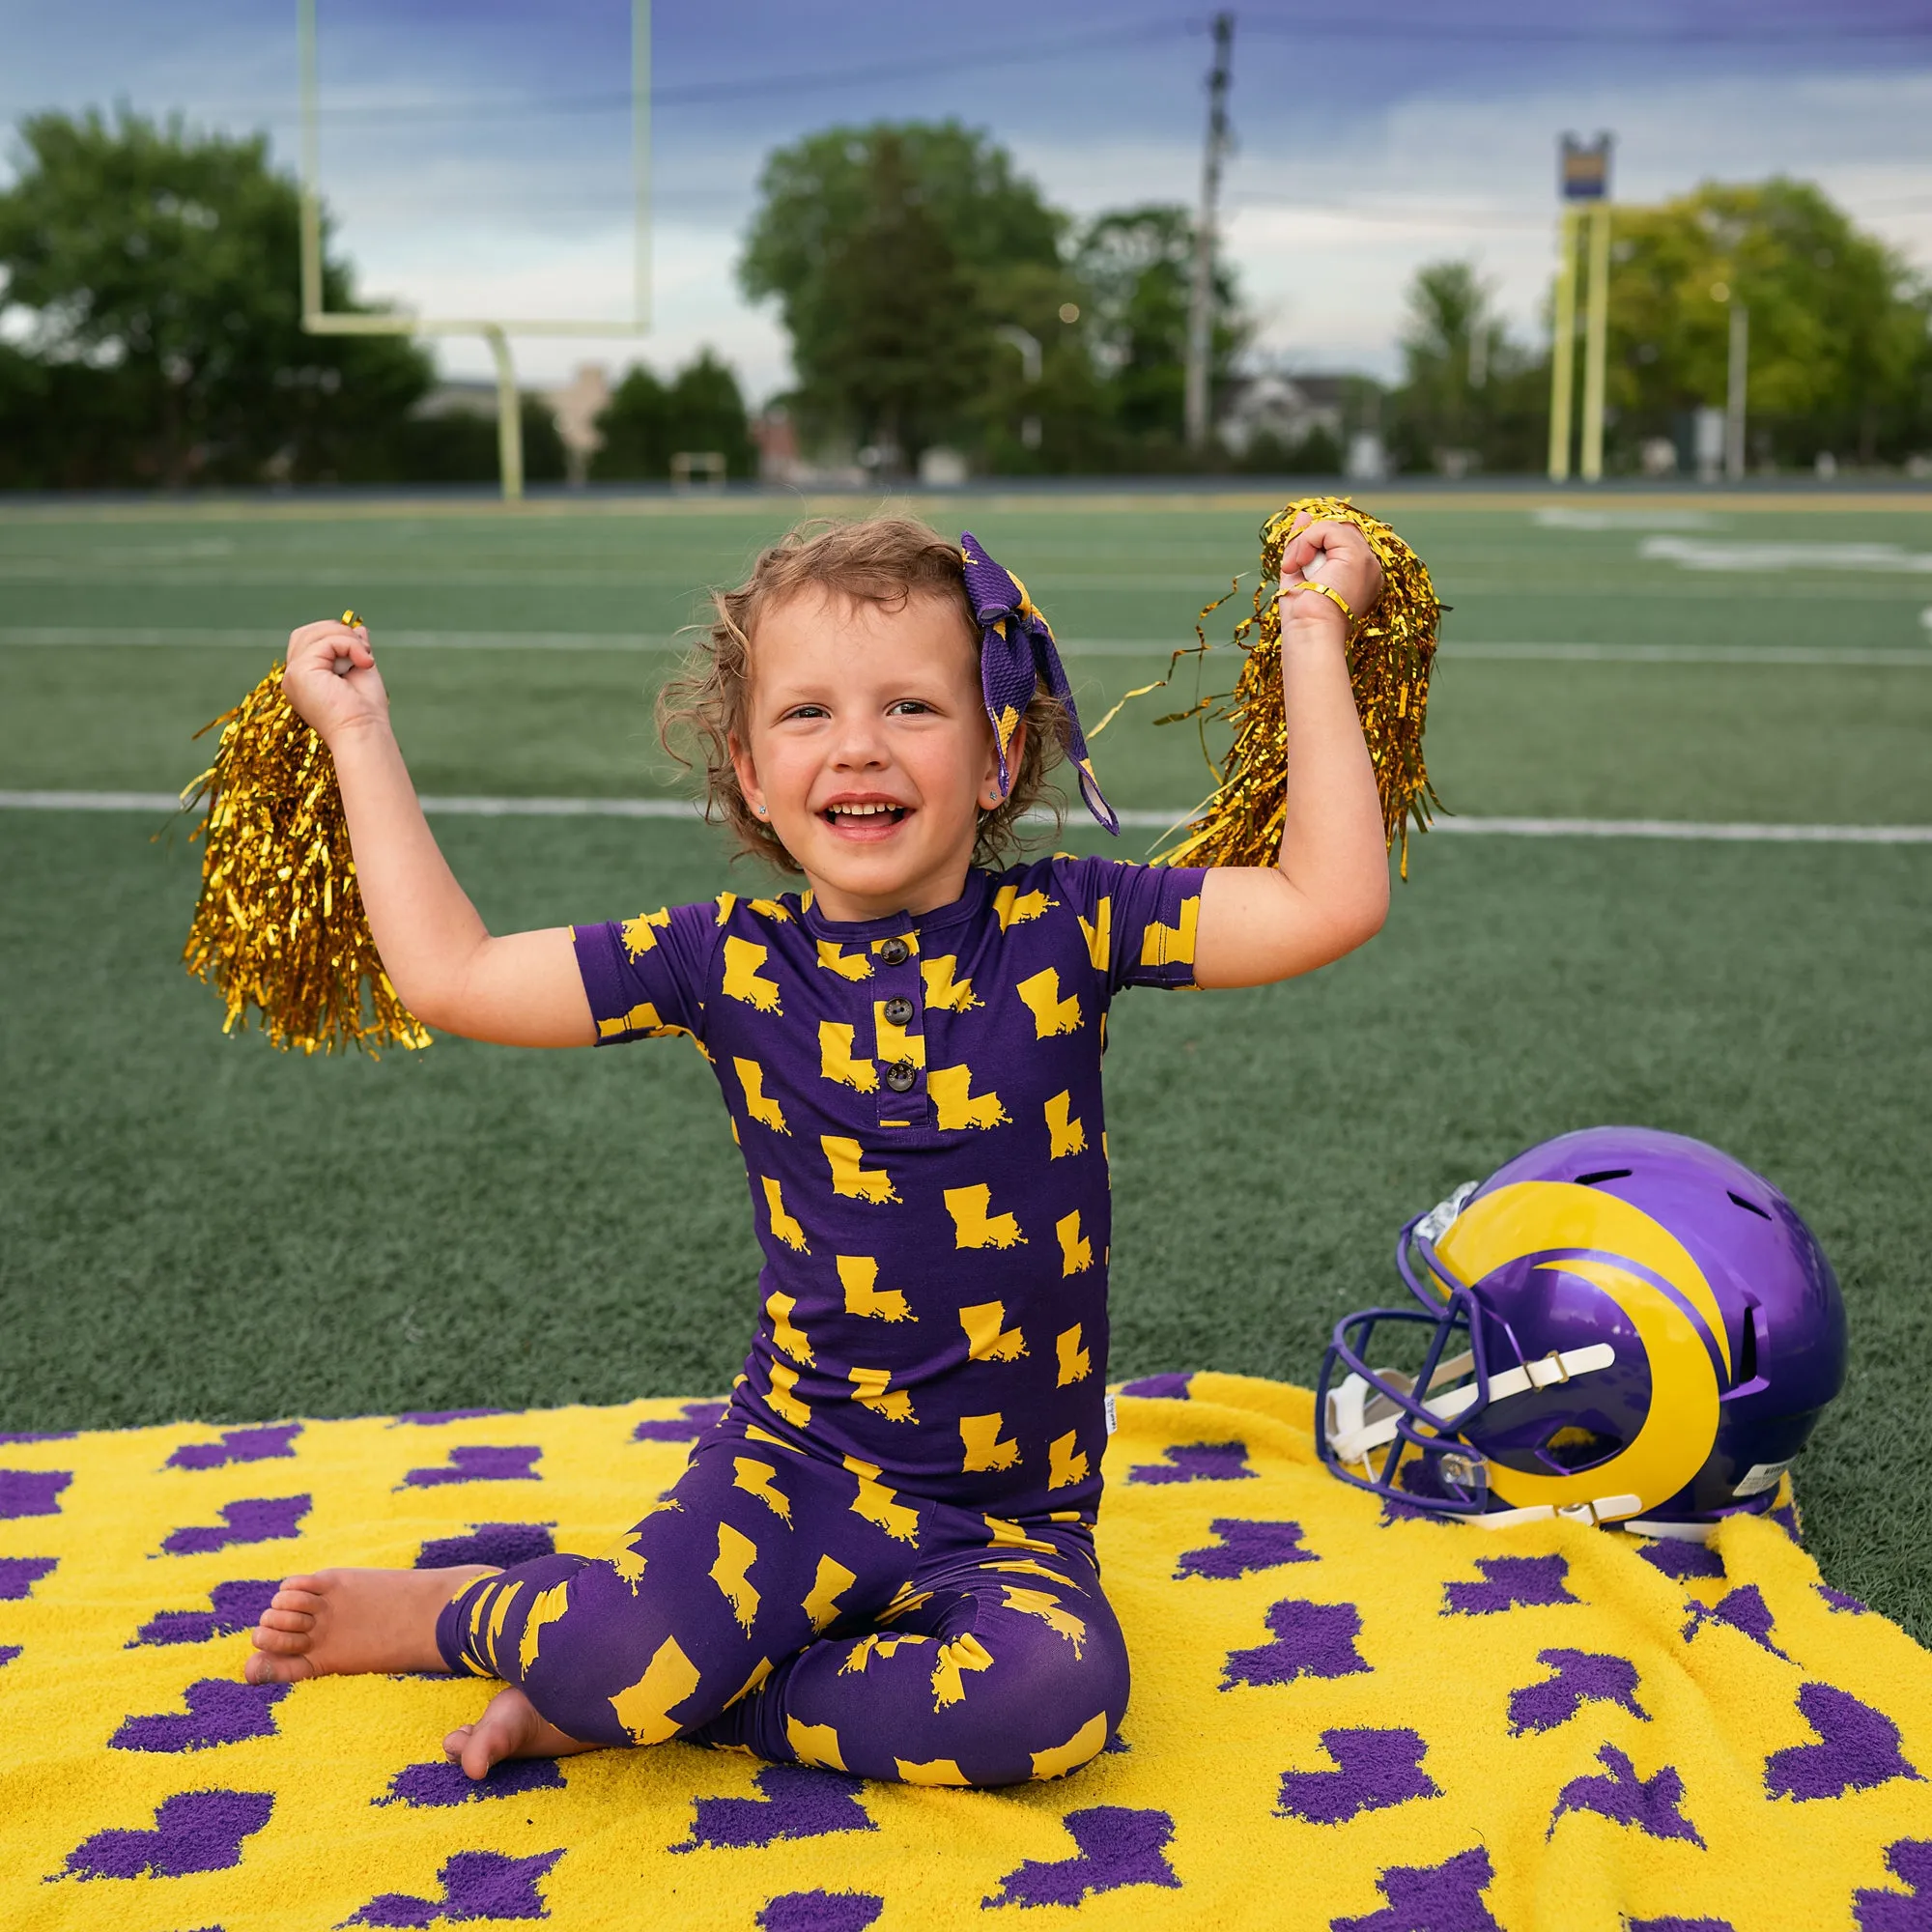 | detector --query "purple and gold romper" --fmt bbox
[436,851,1206,1787]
